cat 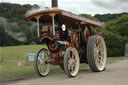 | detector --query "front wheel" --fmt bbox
[87,35,107,72]
[34,48,51,77]
[64,47,80,77]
